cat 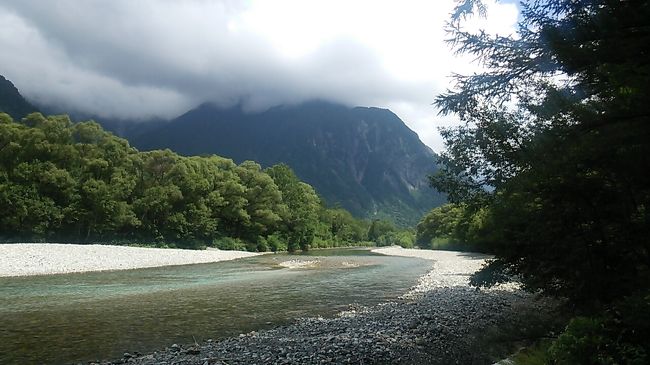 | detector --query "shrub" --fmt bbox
[212,236,246,251]
[267,233,287,252]
[549,293,650,365]
[549,317,610,364]
[256,237,269,252]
